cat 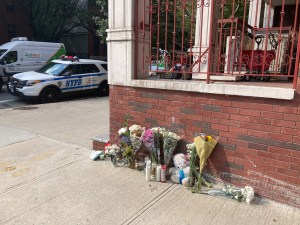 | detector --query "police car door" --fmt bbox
[81,64,101,90]
[61,65,85,93]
